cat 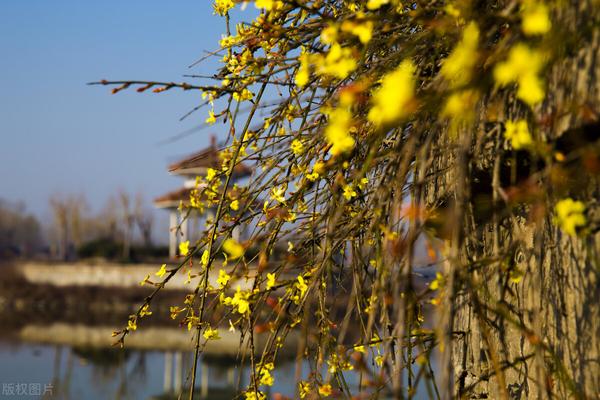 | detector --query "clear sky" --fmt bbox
[0,0,229,226]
